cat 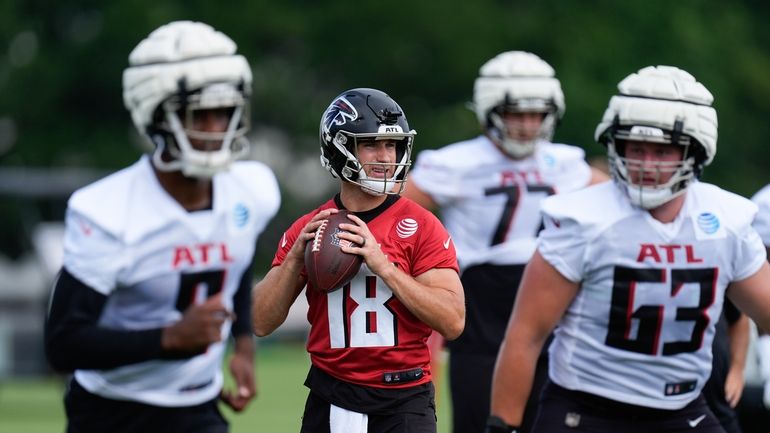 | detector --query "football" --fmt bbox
[304,210,364,293]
